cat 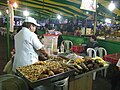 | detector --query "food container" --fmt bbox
[43,34,59,54]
